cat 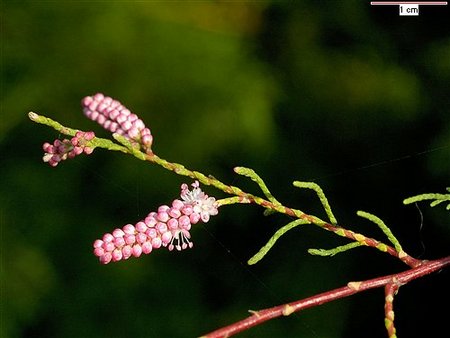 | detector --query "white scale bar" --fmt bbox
[371,2,447,16]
